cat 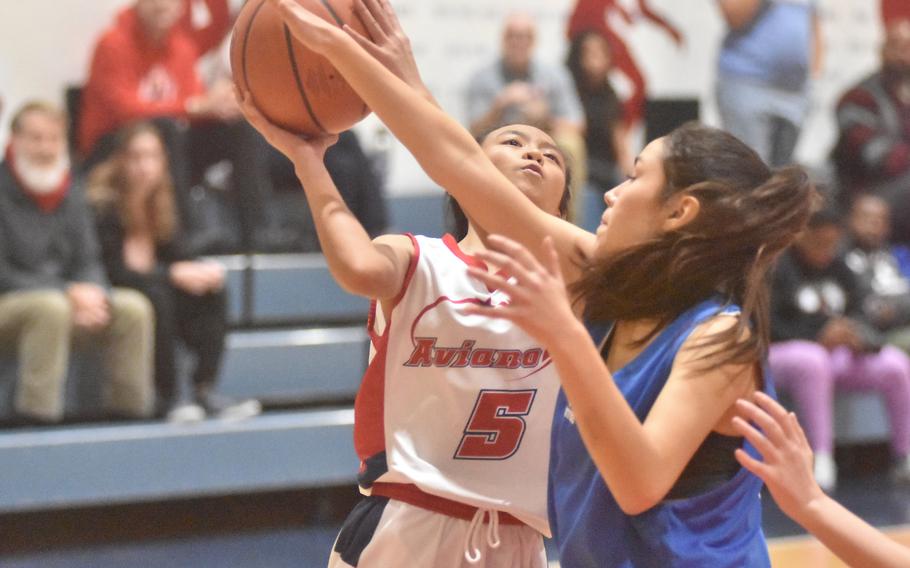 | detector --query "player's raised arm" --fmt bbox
[238,90,412,301]
[266,0,595,281]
